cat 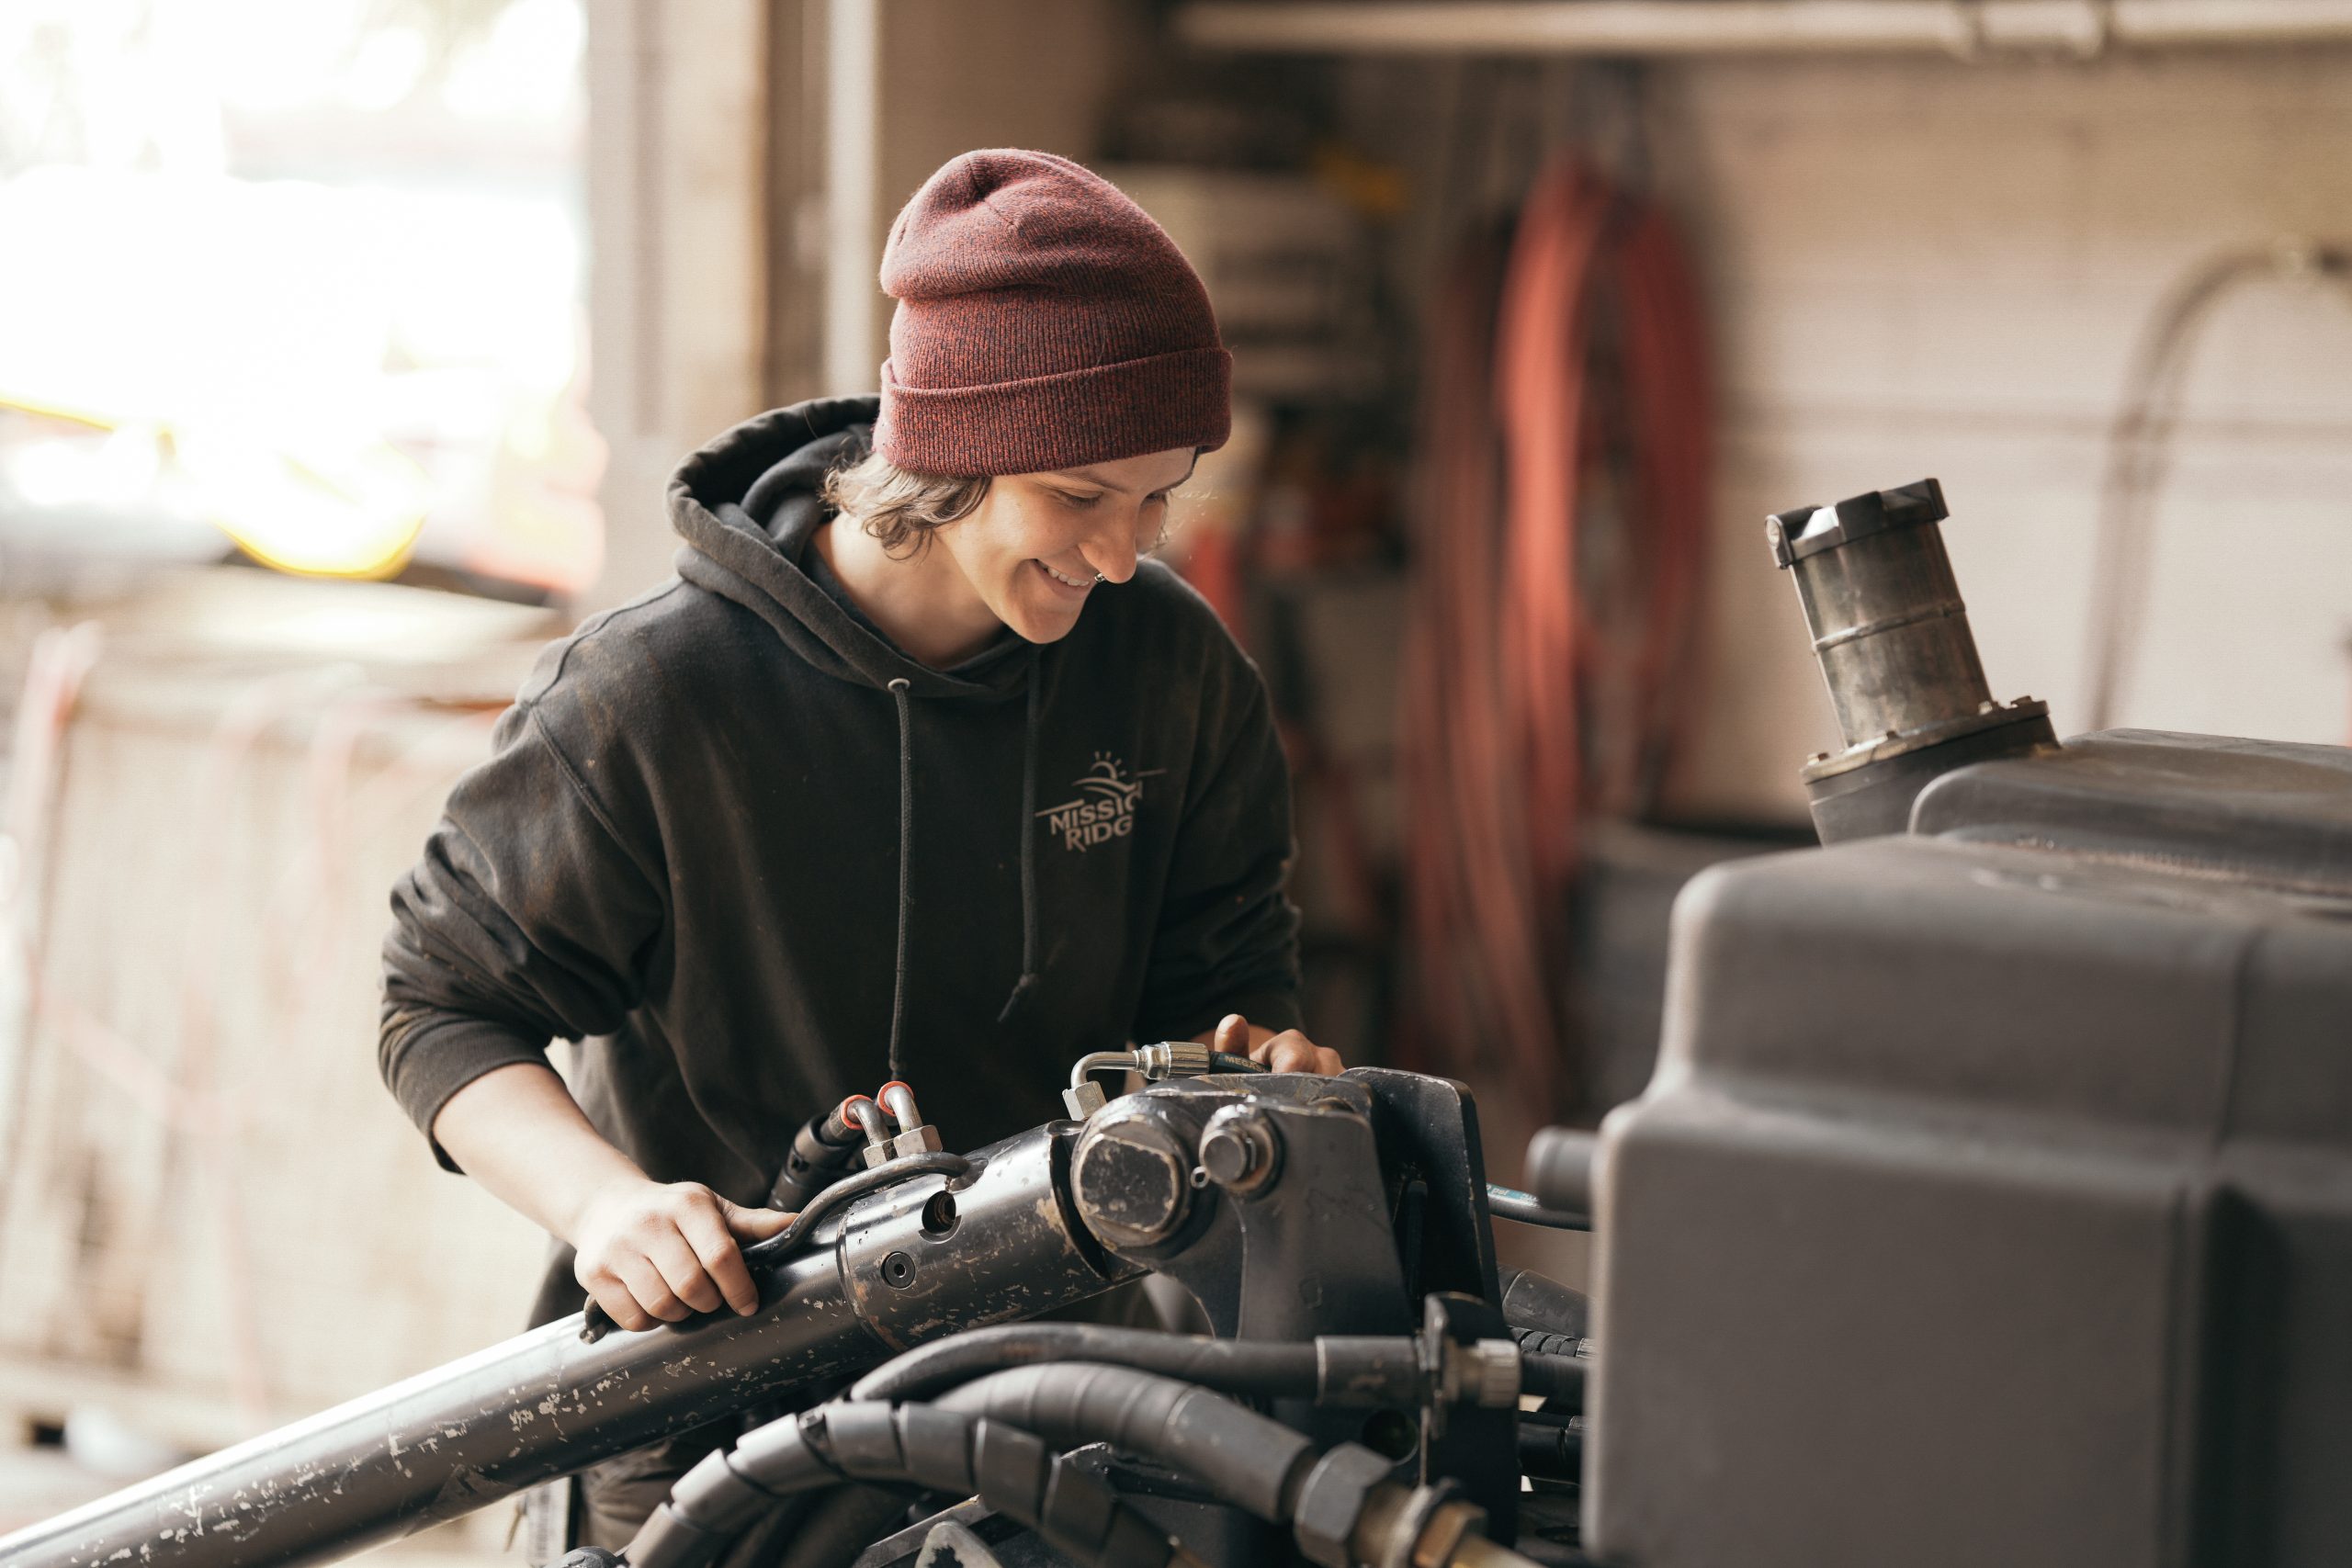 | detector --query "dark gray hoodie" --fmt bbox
[379,397,1302,1322]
